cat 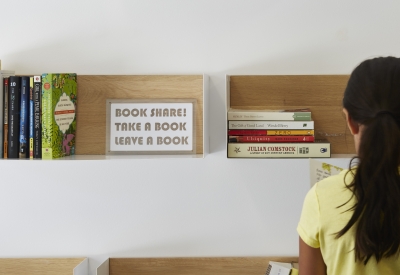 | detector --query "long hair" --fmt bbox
[337,57,400,264]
